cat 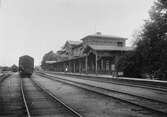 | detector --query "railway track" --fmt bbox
[0,74,25,117]
[21,77,83,117]
[38,72,167,101]
[37,72,167,116]
[0,73,11,83]
[45,71,167,93]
